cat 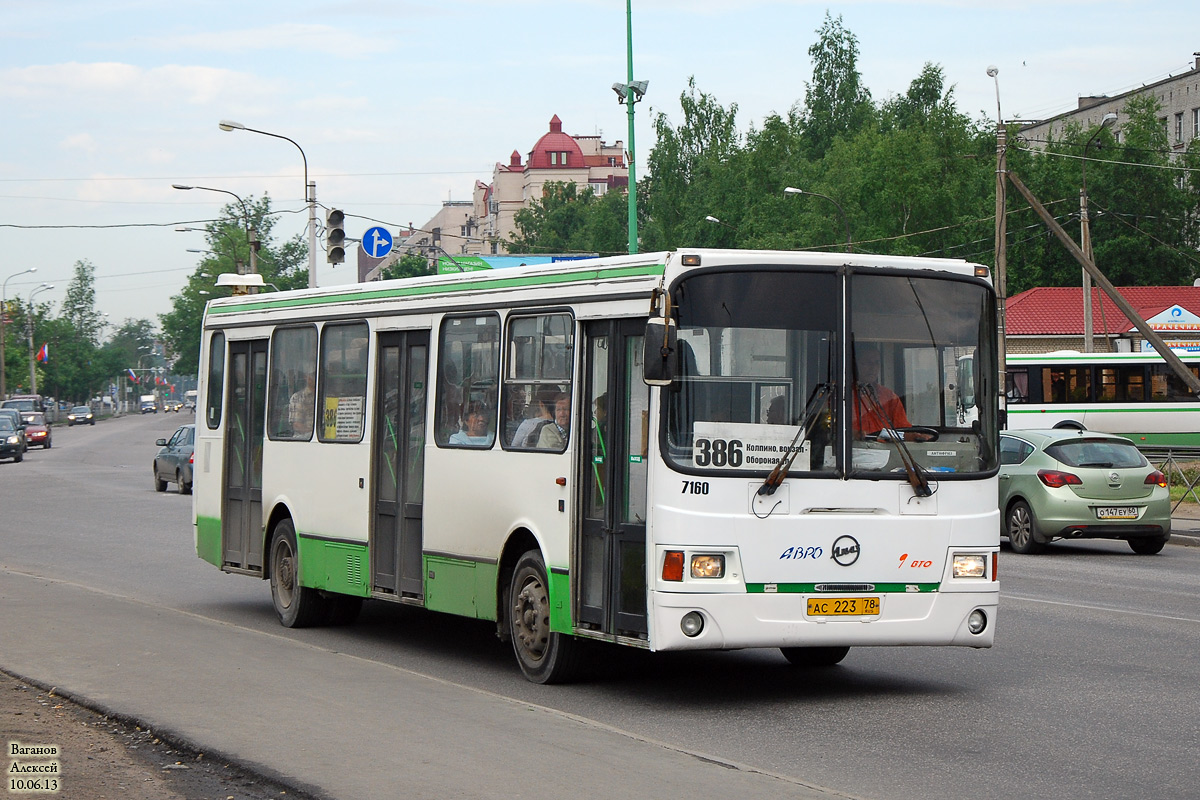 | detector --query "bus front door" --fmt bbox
[371,331,429,600]
[223,339,268,573]
[579,319,649,638]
